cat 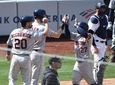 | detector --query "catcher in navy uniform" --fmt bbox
[88,2,108,85]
